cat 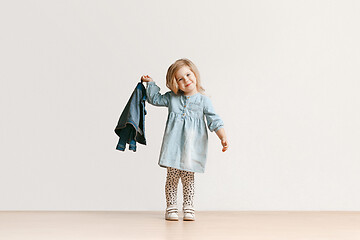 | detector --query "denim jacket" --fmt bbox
[114,82,147,152]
